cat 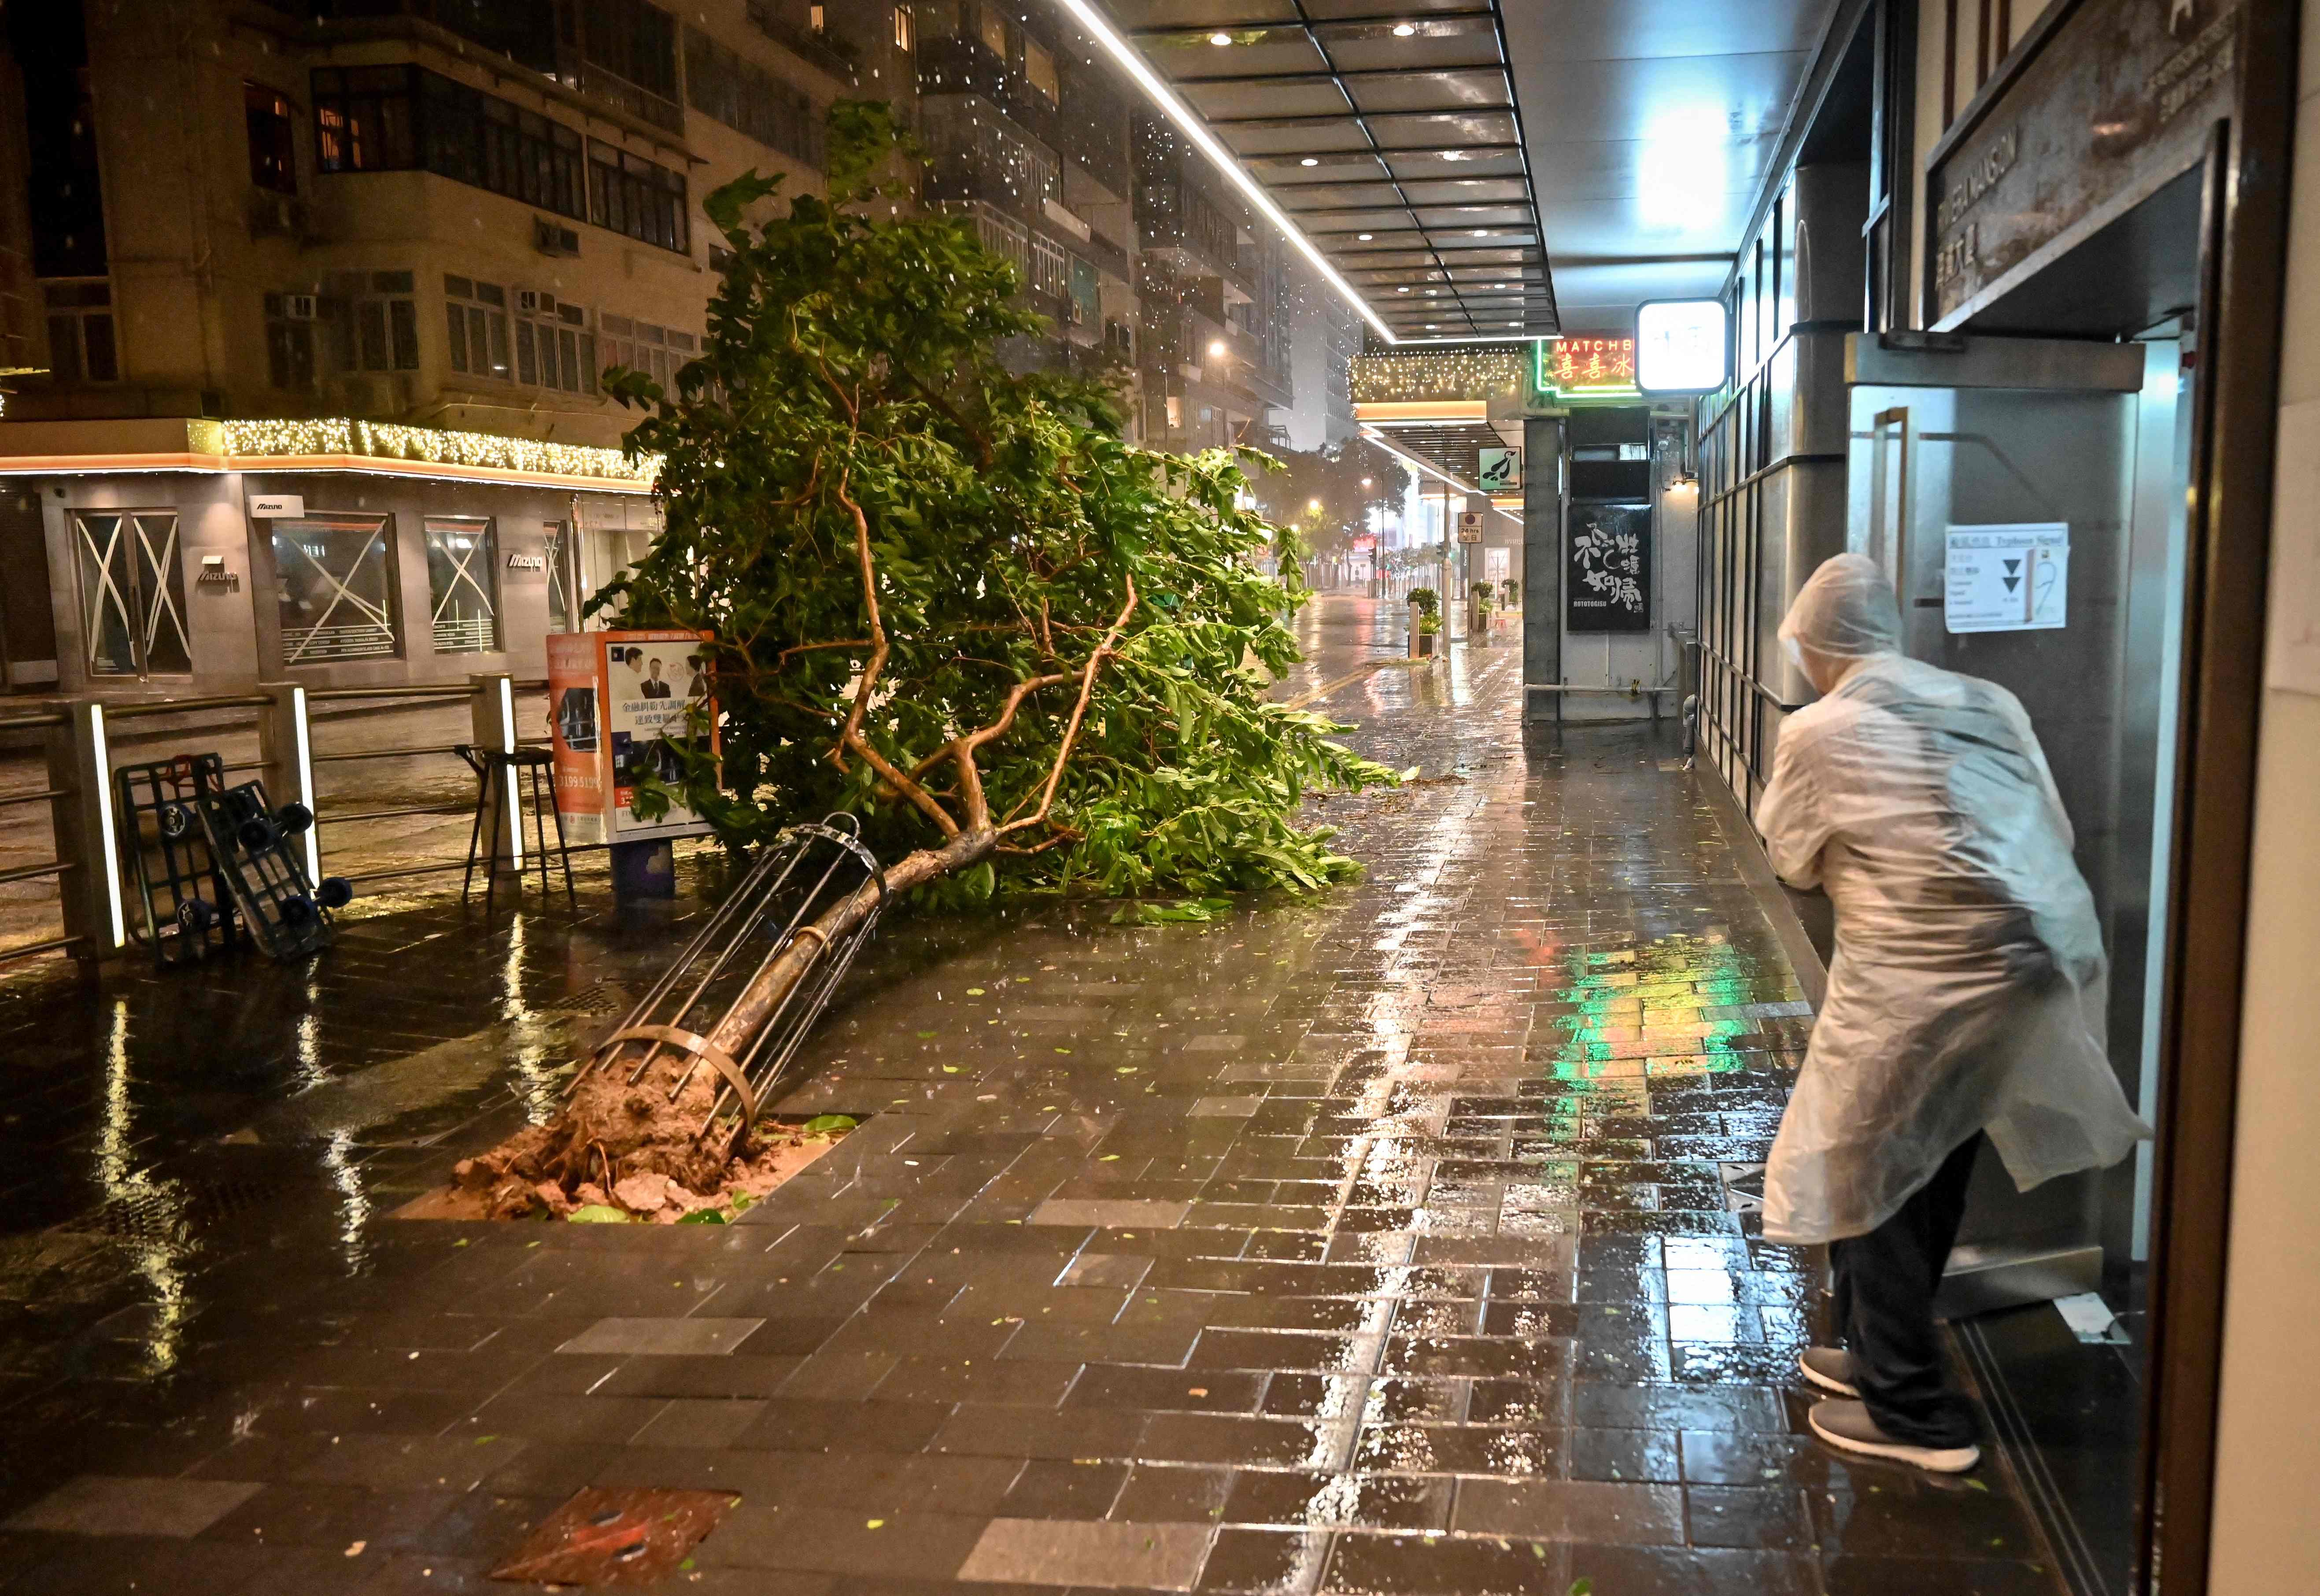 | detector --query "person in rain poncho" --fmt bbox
[1756,553,2147,1474]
